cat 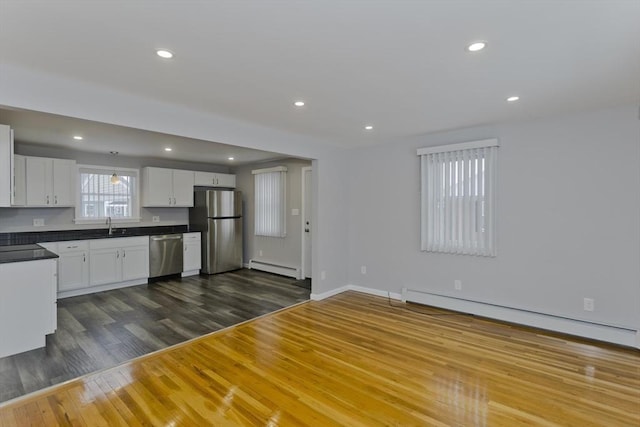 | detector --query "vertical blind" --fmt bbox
[253,166,287,237]
[418,139,498,256]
